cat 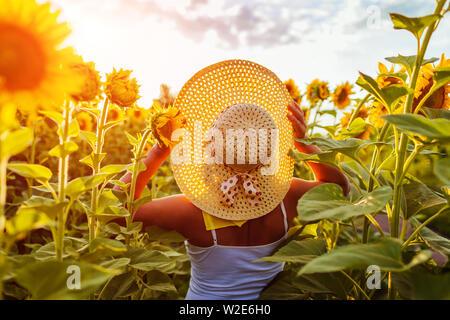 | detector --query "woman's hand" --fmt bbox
[287,101,308,140]
[286,101,350,196]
